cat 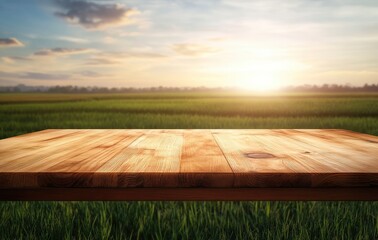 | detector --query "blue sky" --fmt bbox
[1,0,378,89]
